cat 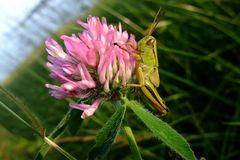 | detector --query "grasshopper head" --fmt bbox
[138,36,156,49]
[137,35,158,69]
